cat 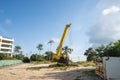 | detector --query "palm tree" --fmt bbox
[13,45,23,59]
[48,40,54,51]
[62,46,73,54]
[14,46,21,54]
[45,51,54,61]
[62,46,73,59]
[36,43,43,55]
